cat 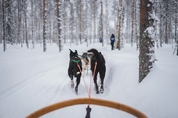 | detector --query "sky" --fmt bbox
[0,42,178,118]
